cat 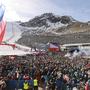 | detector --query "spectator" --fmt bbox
[33,77,38,90]
[56,76,63,90]
[85,79,90,90]
[23,80,30,90]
